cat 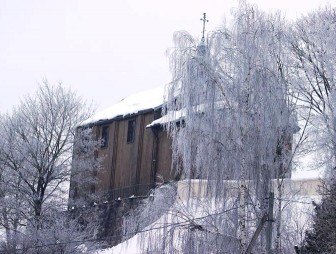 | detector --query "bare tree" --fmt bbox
[288,7,336,252]
[0,81,101,252]
[290,6,336,171]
